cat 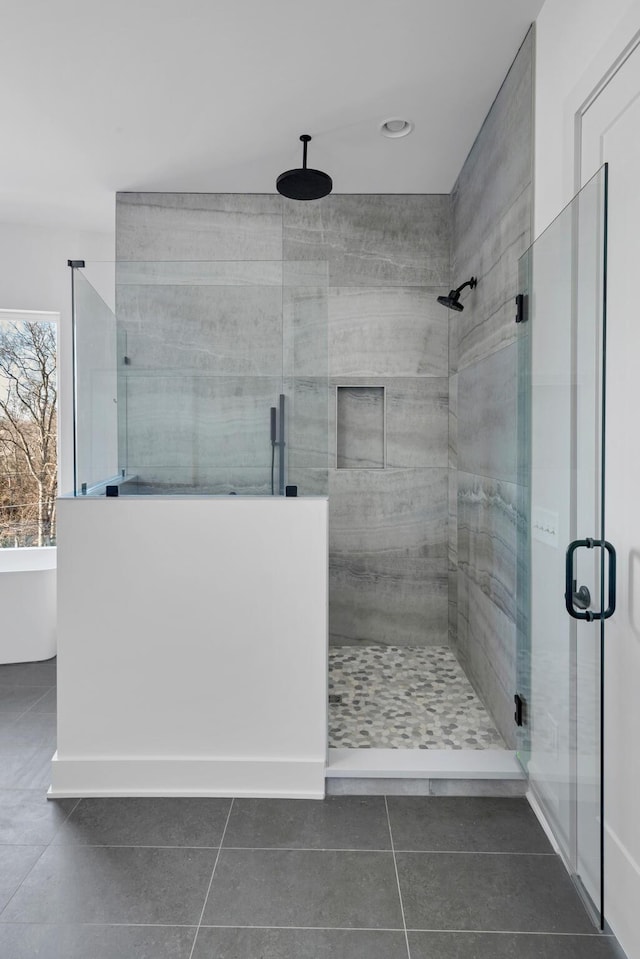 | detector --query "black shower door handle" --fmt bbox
[565,538,617,621]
